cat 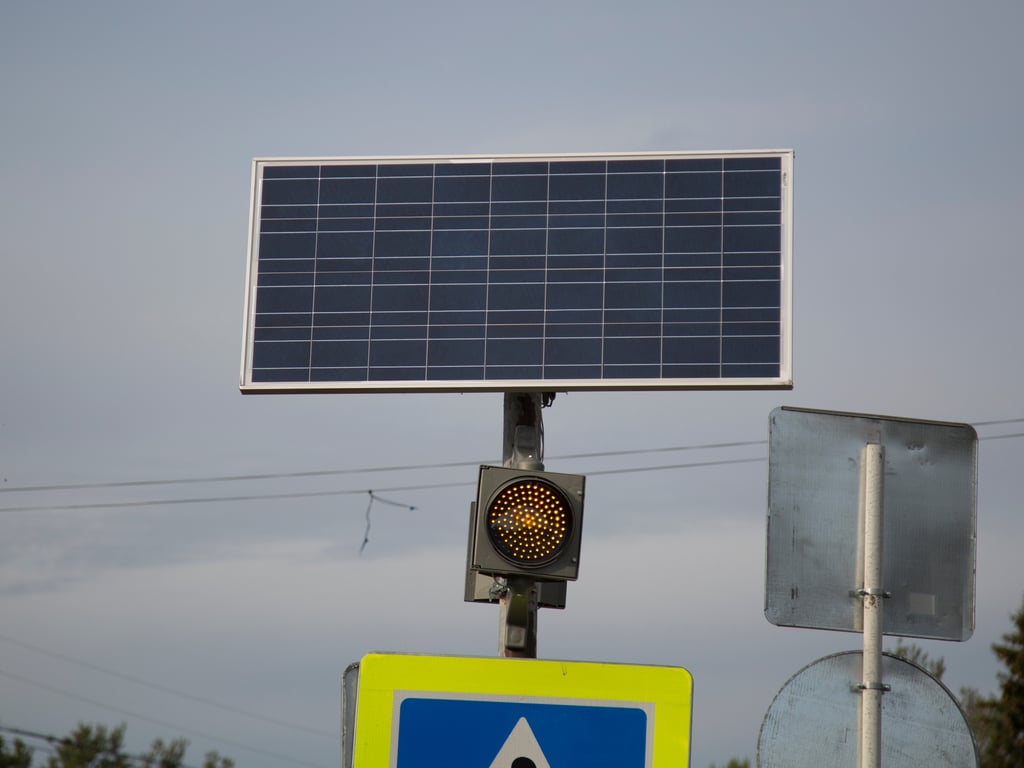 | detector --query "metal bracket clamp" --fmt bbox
[855,682,892,692]
[852,588,892,598]
[501,576,538,653]
[488,576,508,600]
